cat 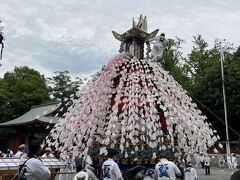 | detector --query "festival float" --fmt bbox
[46,15,220,168]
